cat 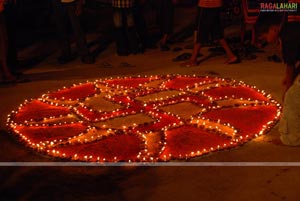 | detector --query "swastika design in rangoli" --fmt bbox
[7,75,281,162]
